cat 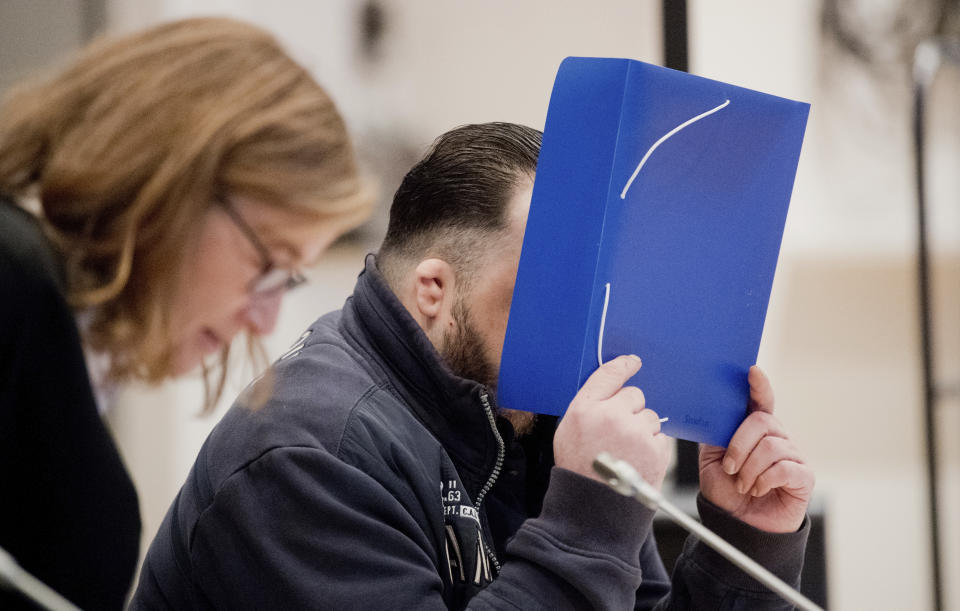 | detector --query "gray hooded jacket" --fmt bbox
[131,255,808,609]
